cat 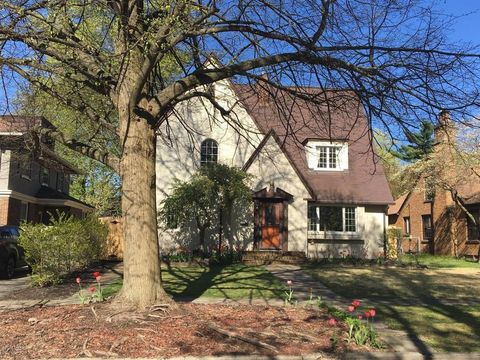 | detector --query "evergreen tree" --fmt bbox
[393,121,434,162]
